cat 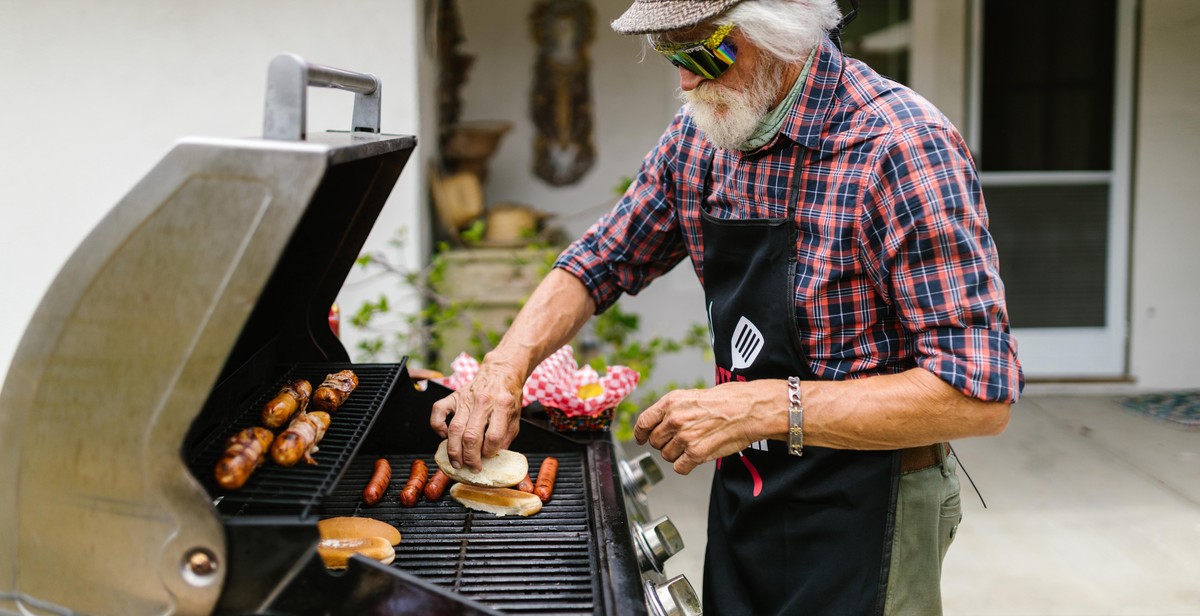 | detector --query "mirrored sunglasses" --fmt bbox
[652,23,737,80]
